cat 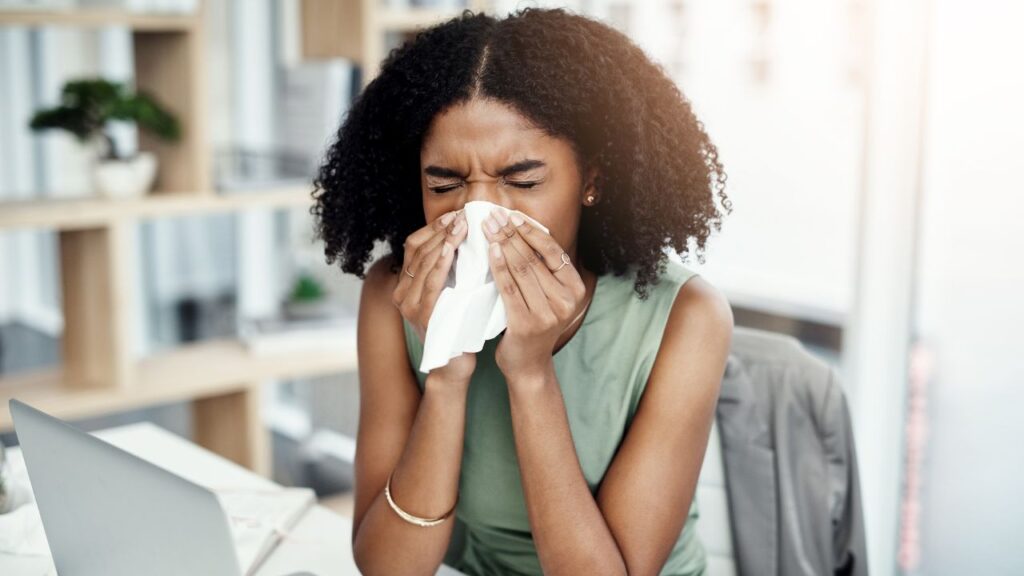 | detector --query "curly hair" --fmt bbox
[311,7,731,300]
